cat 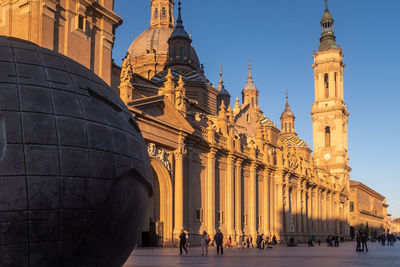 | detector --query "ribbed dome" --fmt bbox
[128,27,173,58]
[321,10,334,24]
